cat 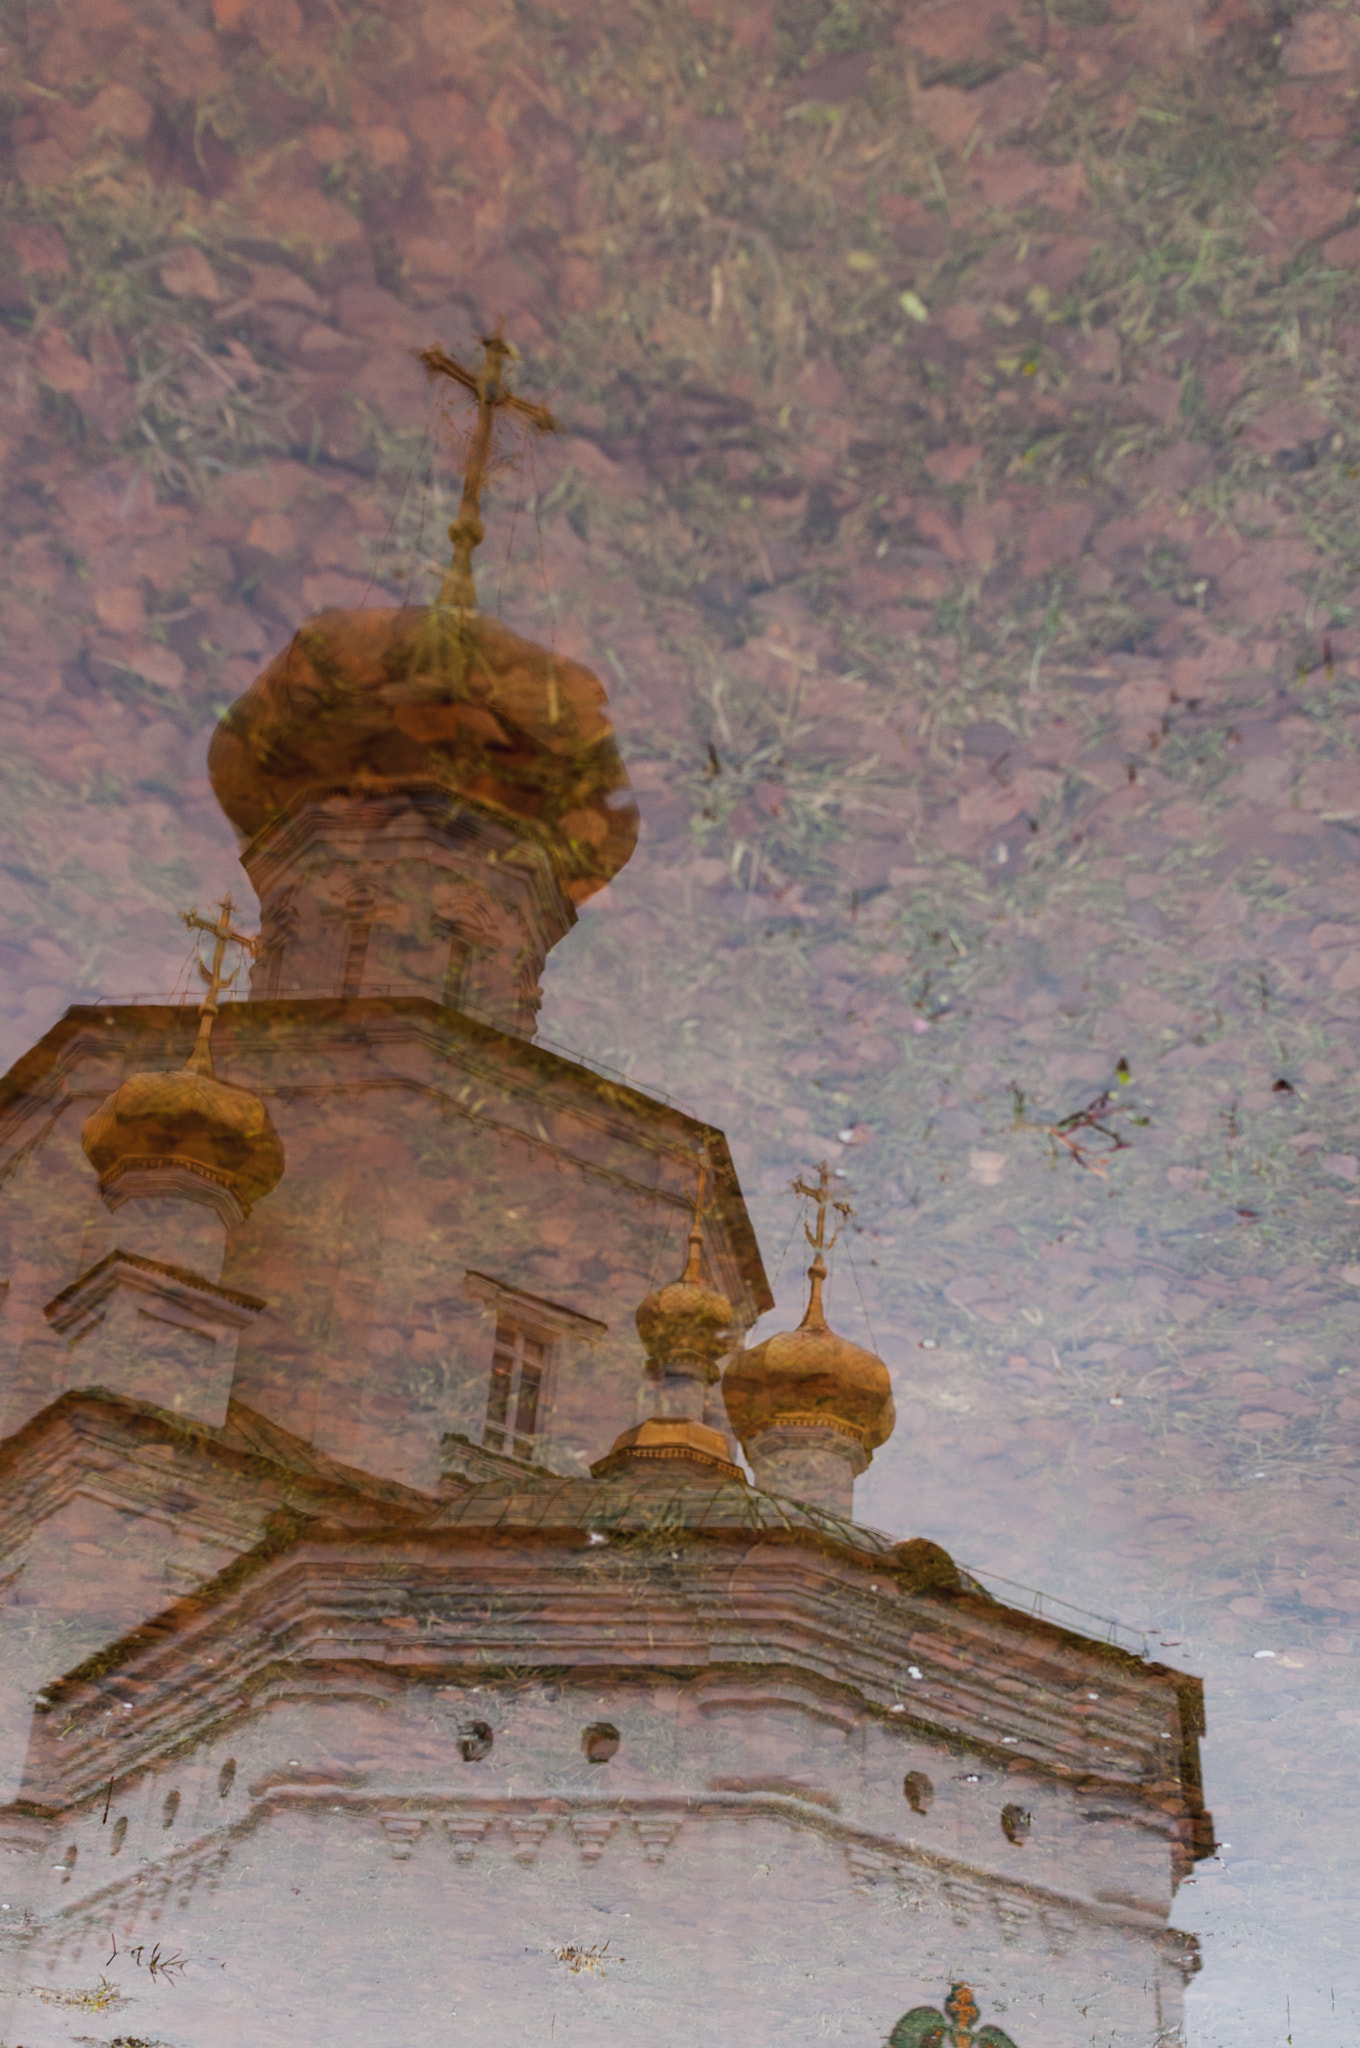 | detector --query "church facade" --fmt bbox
[0,345,1209,2048]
